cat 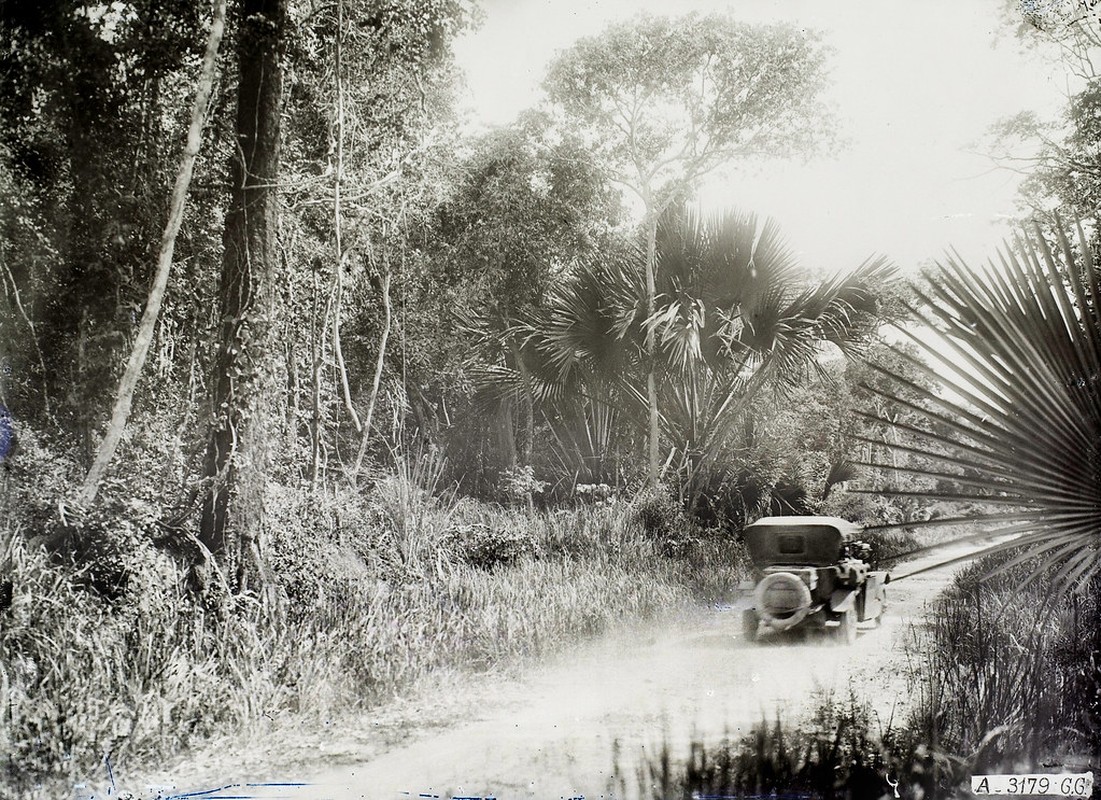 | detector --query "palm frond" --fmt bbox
[866,219,1101,591]
[525,247,644,385]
